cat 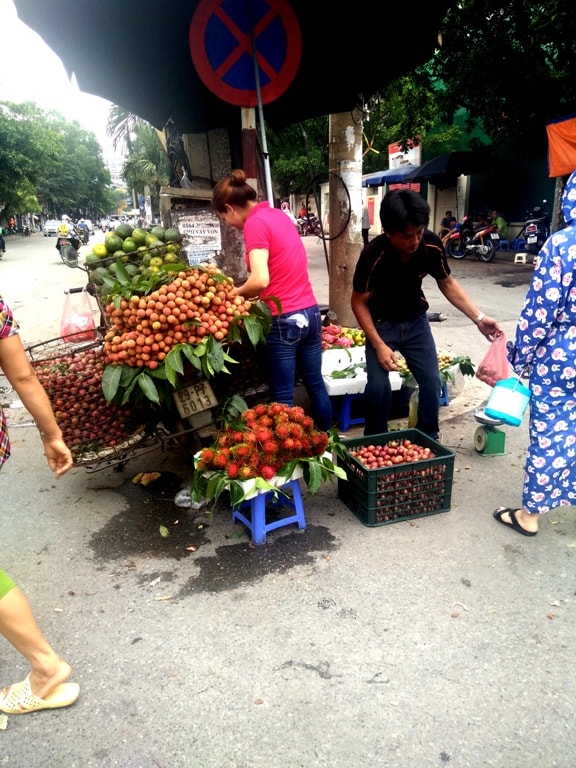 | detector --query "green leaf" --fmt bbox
[137,372,161,404]
[159,525,170,538]
[102,364,123,403]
